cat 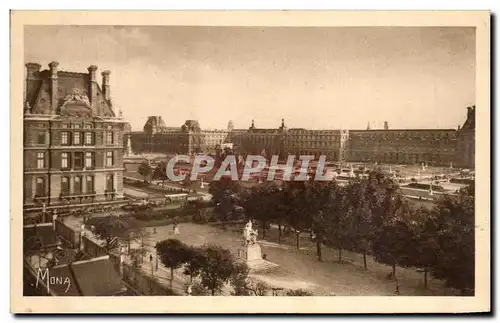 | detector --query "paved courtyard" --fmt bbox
[137,222,454,296]
[63,211,455,296]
